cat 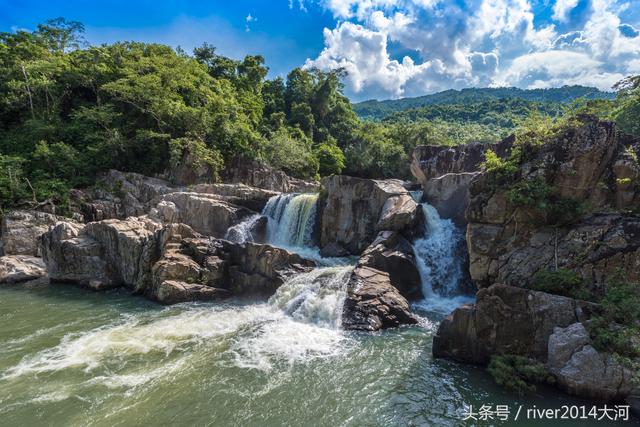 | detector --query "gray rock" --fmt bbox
[1,210,61,256]
[342,266,418,331]
[0,255,46,283]
[358,231,422,300]
[319,176,421,255]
